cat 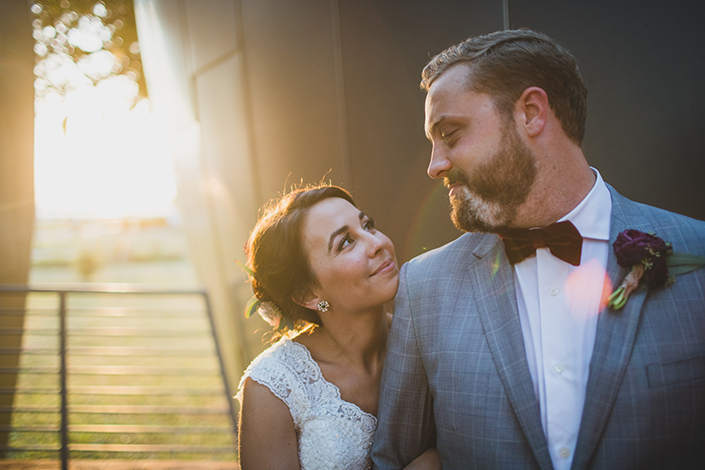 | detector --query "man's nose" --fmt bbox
[427,145,451,179]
